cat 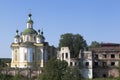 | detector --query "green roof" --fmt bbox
[27,19,33,23]
[14,35,20,38]
[22,28,37,35]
